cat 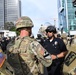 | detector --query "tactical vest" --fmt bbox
[7,36,44,75]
